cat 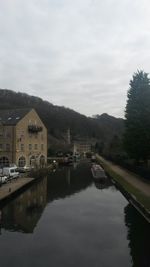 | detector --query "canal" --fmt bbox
[0,161,149,267]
